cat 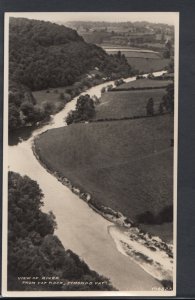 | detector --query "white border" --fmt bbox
[2,12,179,297]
